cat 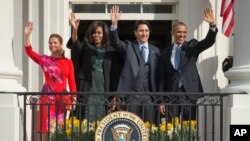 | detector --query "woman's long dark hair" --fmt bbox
[84,21,110,47]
